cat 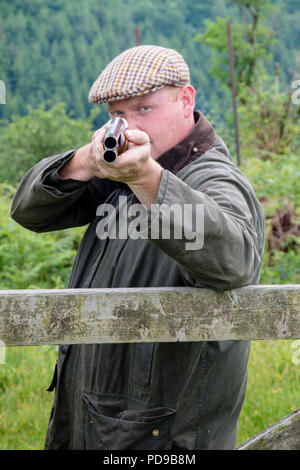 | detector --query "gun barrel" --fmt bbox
[103,118,128,162]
